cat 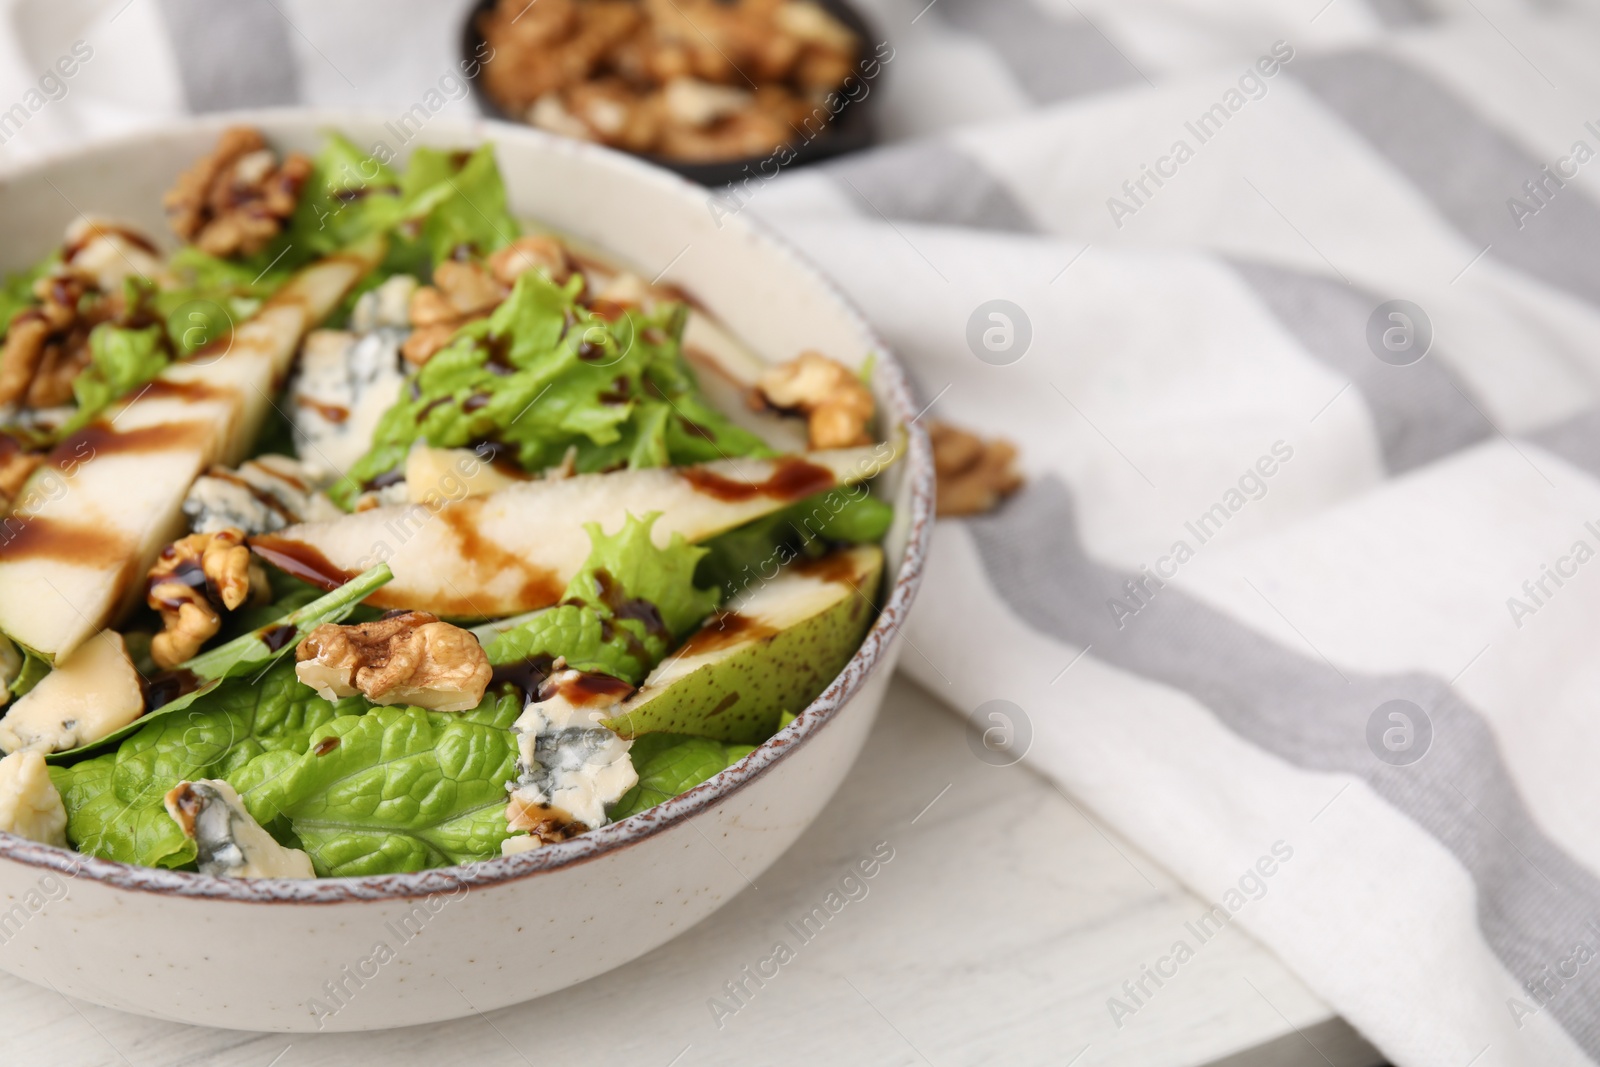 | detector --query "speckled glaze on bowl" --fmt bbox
[0,112,933,1032]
